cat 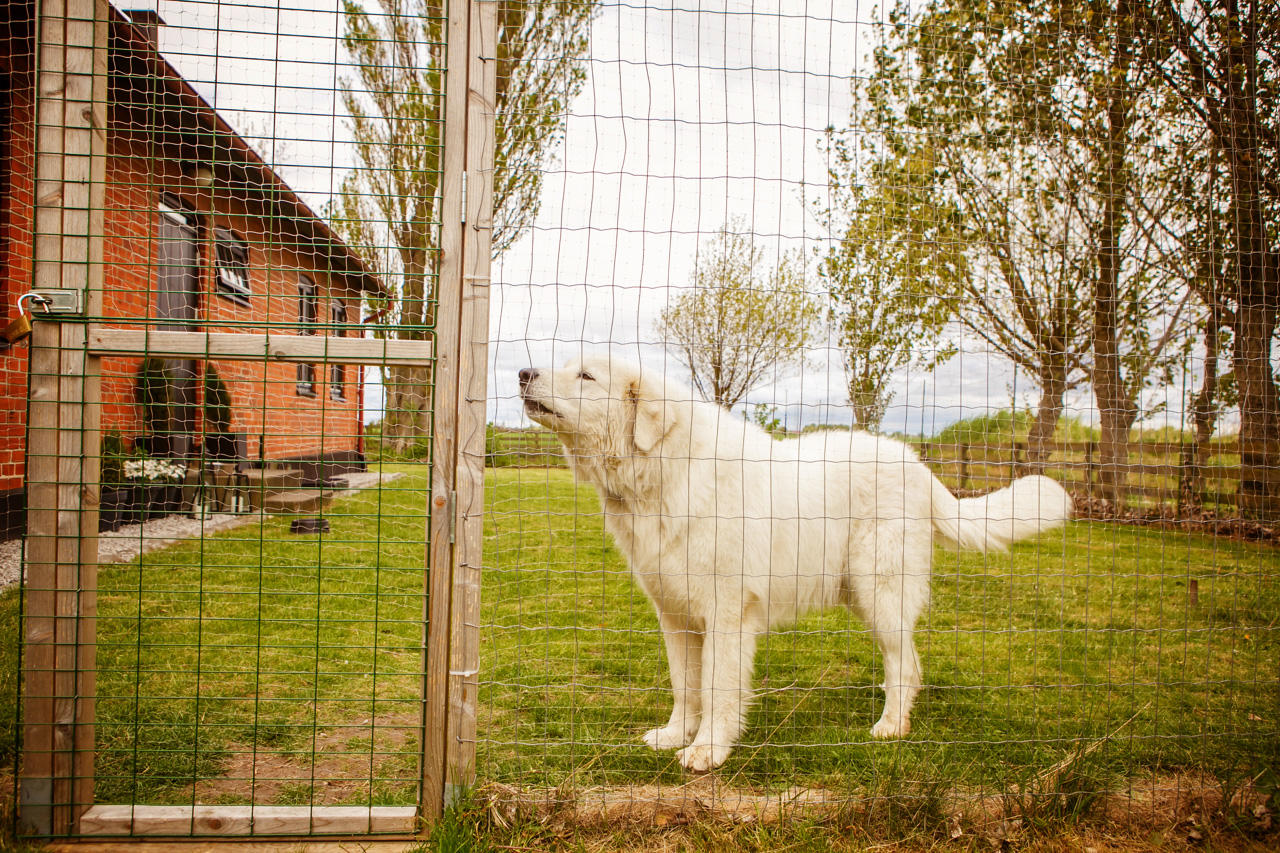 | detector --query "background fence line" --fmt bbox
[486,424,1274,515]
